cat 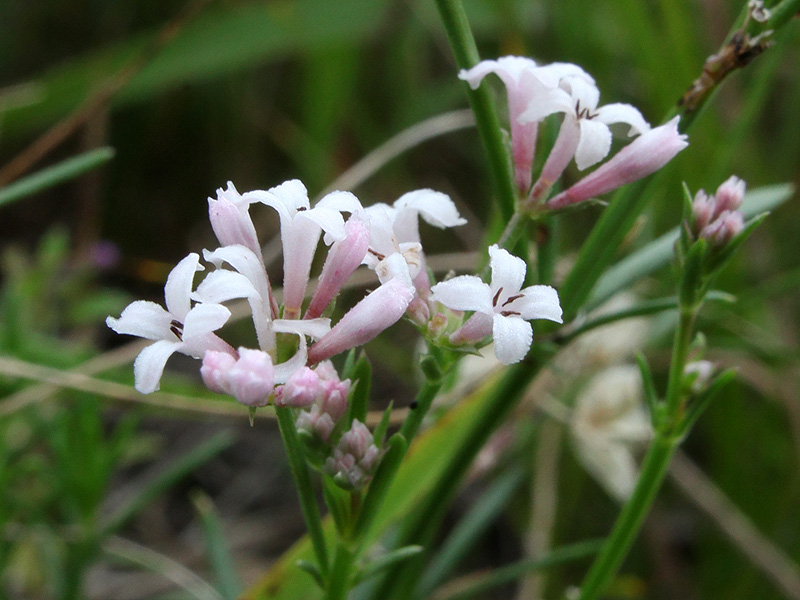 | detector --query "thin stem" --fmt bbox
[664,308,697,419]
[576,302,699,600]
[399,379,445,445]
[576,436,678,600]
[326,542,356,600]
[275,406,329,578]
[433,0,517,220]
